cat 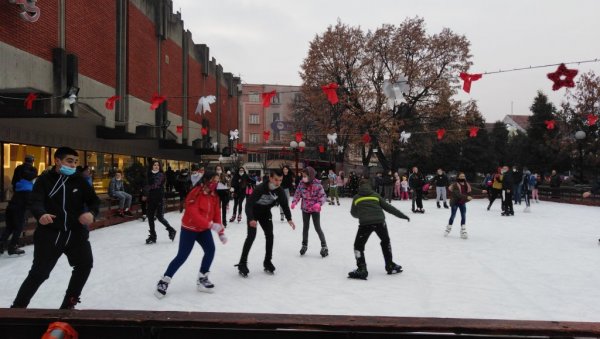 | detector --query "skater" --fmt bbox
[432,168,449,208]
[400,176,409,200]
[108,169,133,217]
[549,169,561,199]
[230,167,253,224]
[327,169,340,205]
[348,177,410,280]
[408,167,425,213]
[348,171,360,196]
[279,165,294,221]
[501,166,514,216]
[444,172,472,239]
[175,168,192,213]
[522,169,534,212]
[382,170,394,203]
[486,168,503,211]
[155,173,228,299]
[291,167,328,257]
[393,172,402,200]
[144,161,177,244]
[235,169,296,277]
[0,154,37,256]
[531,173,540,202]
[512,166,523,205]
[11,147,100,309]
[214,165,231,227]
